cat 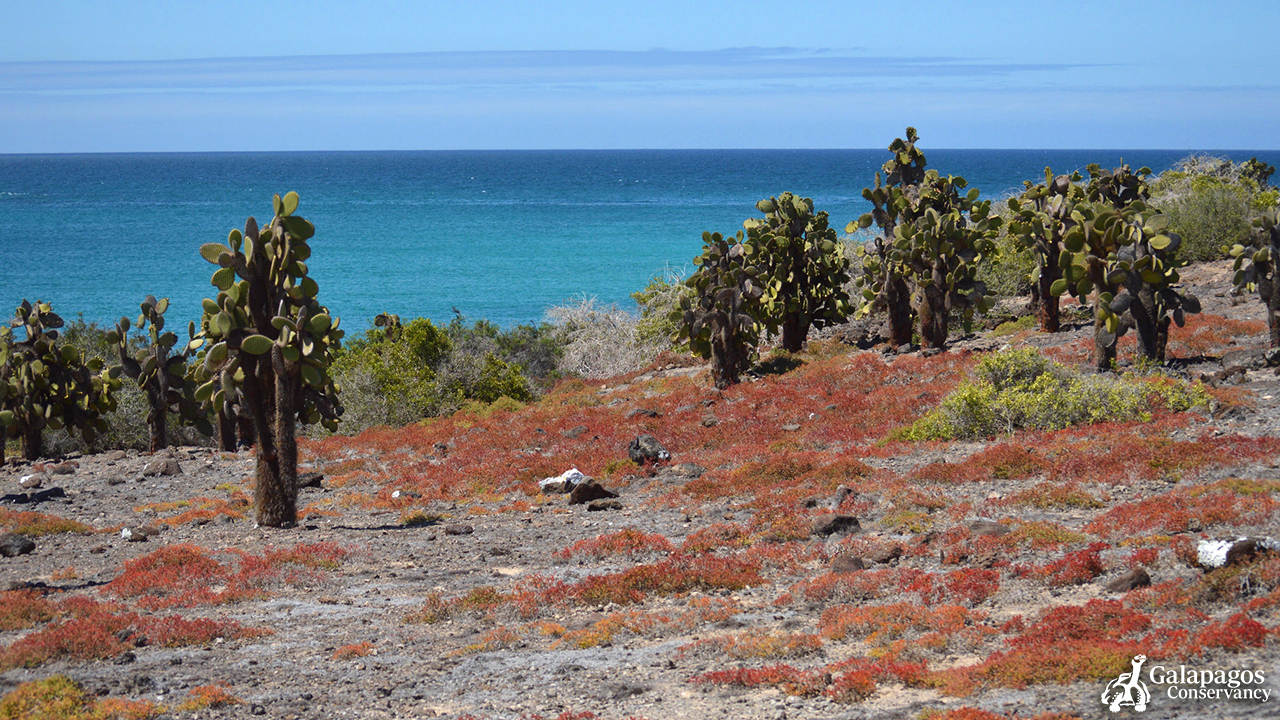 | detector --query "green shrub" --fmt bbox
[1150,155,1278,261]
[329,315,545,434]
[897,348,1209,440]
